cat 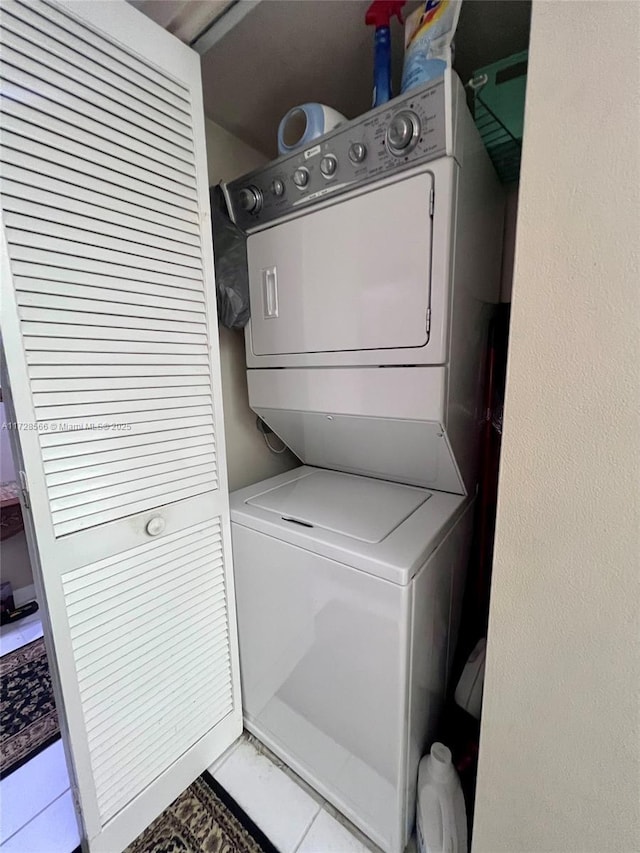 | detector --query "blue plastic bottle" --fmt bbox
[365,1,406,108]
